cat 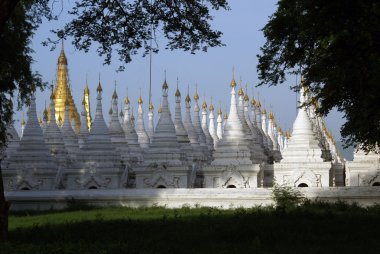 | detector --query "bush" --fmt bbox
[272,183,305,212]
